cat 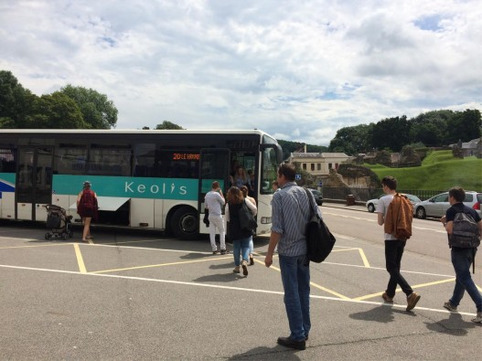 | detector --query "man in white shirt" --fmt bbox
[377,175,420,311]
[204,181,227,254]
